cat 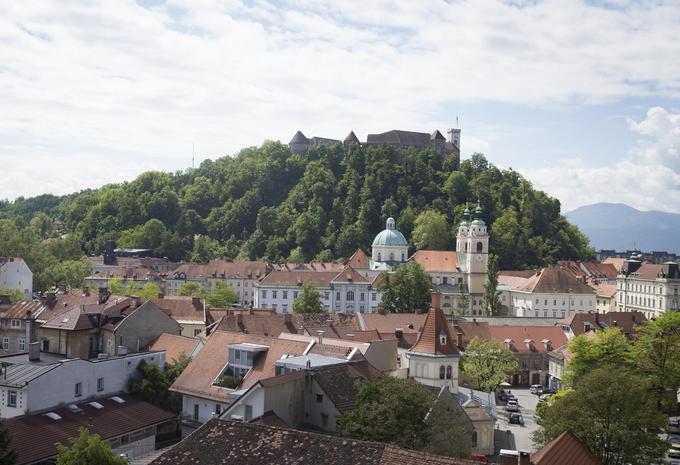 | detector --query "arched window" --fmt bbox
[389,252,395,261]
[439,365,445,379]
[377,252,381,261]
[346,291,355,301]
[401,253,405,261]
[464,243,468,252]
[476,241,483,253]
[446,365,452,379]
